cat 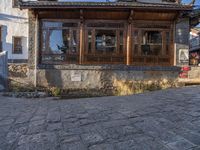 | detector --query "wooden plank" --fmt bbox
[162,31,166,56]
[126,23,131,65]
[171,23,175,66]
[91,29,95,54]
[79,23,84,64]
